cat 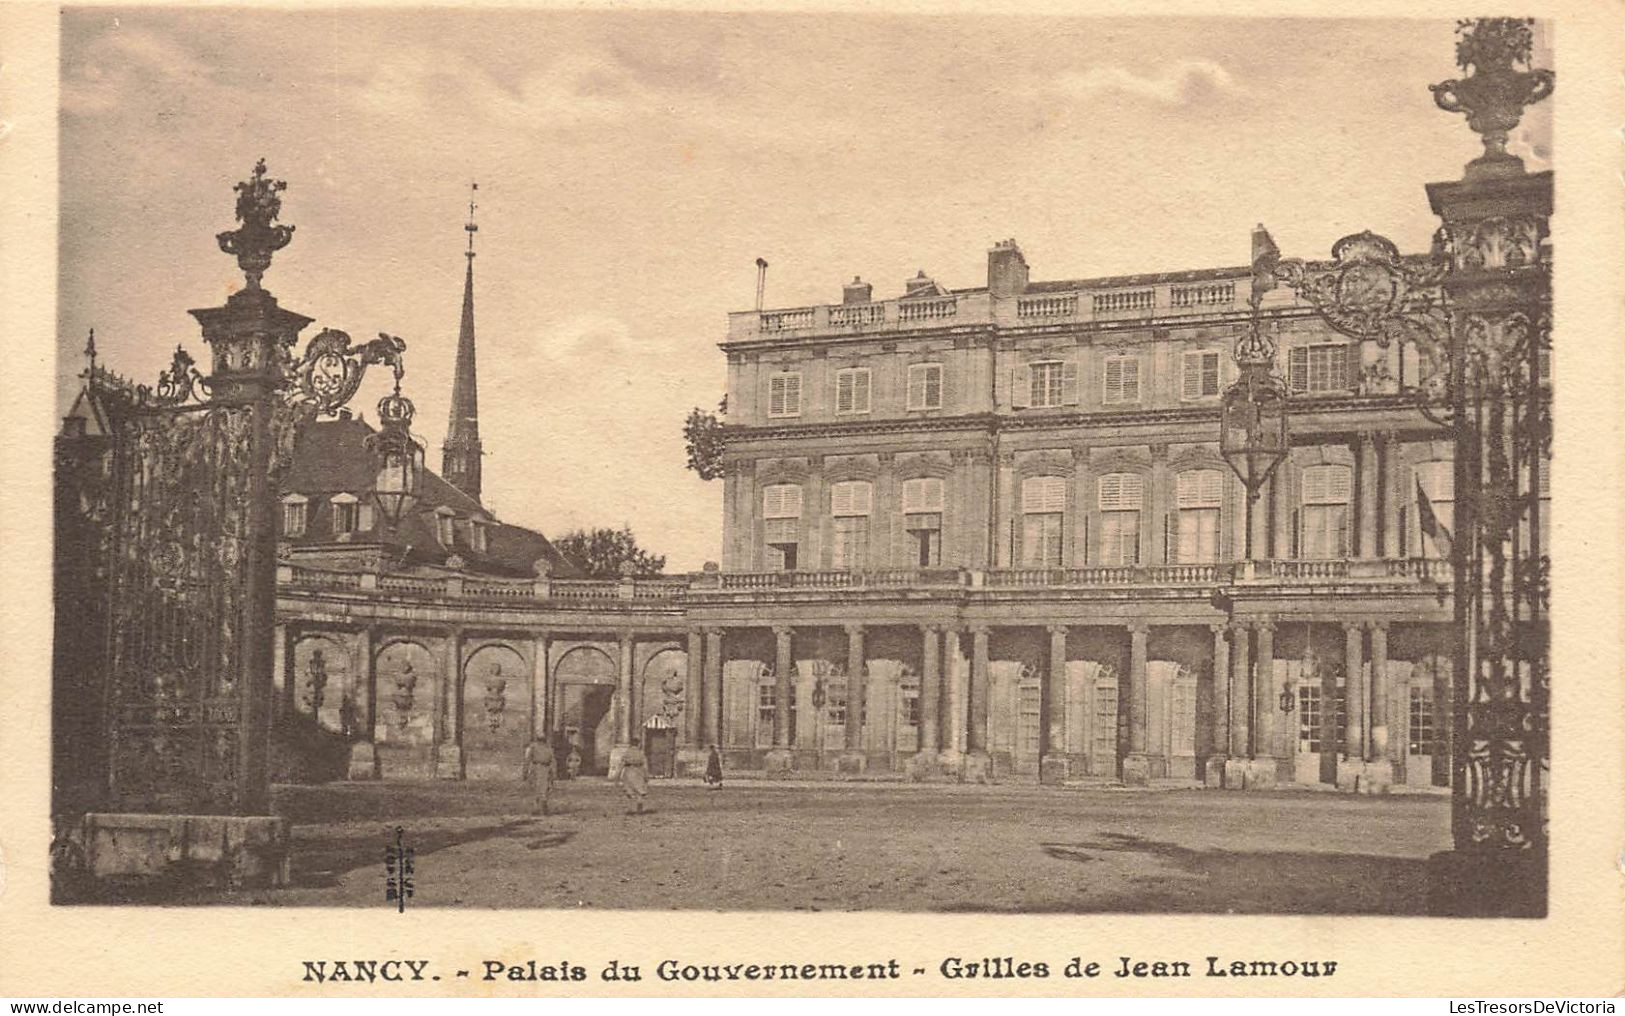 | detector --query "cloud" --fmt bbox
[1051,59,1246,108]
[62,26,220,116]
